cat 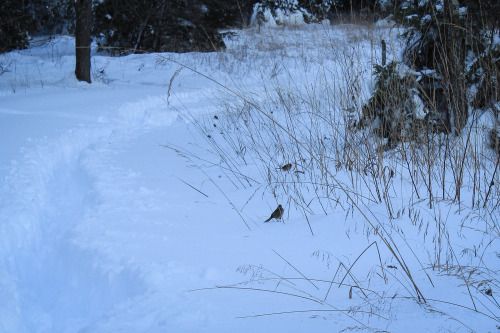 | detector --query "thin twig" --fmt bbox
[273,250,319,290]
[175,177,208,197]
[237,308,389,320]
